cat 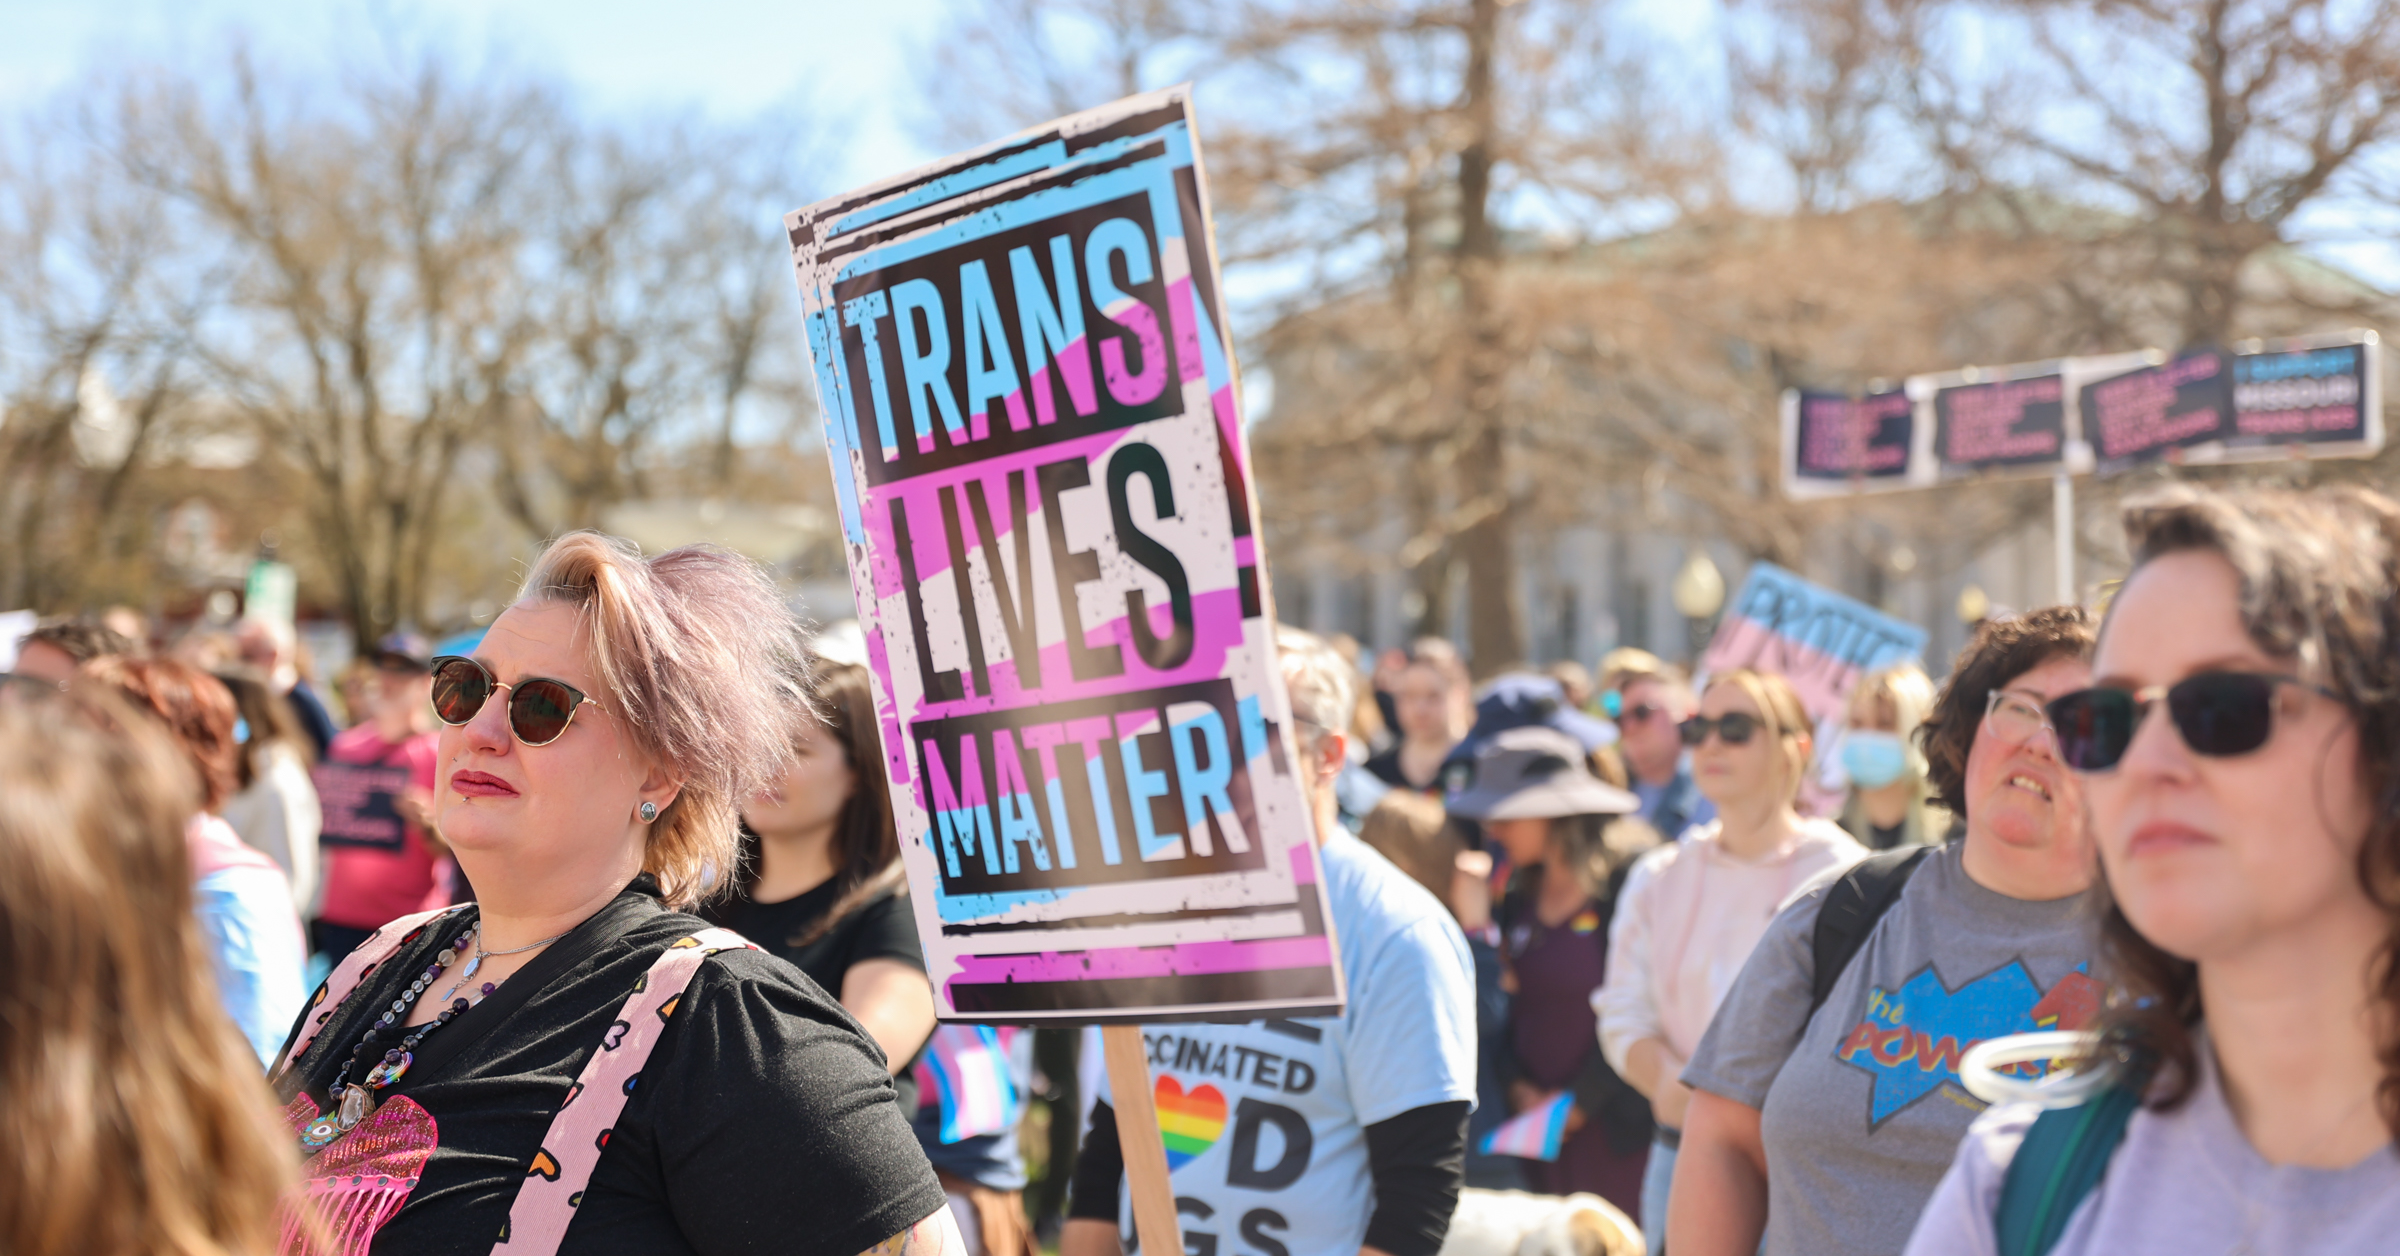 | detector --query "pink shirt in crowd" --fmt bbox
[1594,817,1866,1076]
[313,724,442,930]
